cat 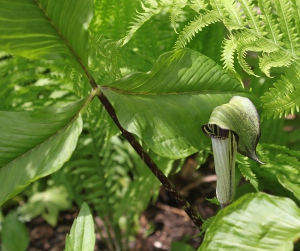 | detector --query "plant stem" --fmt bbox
[96,91,203,229]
